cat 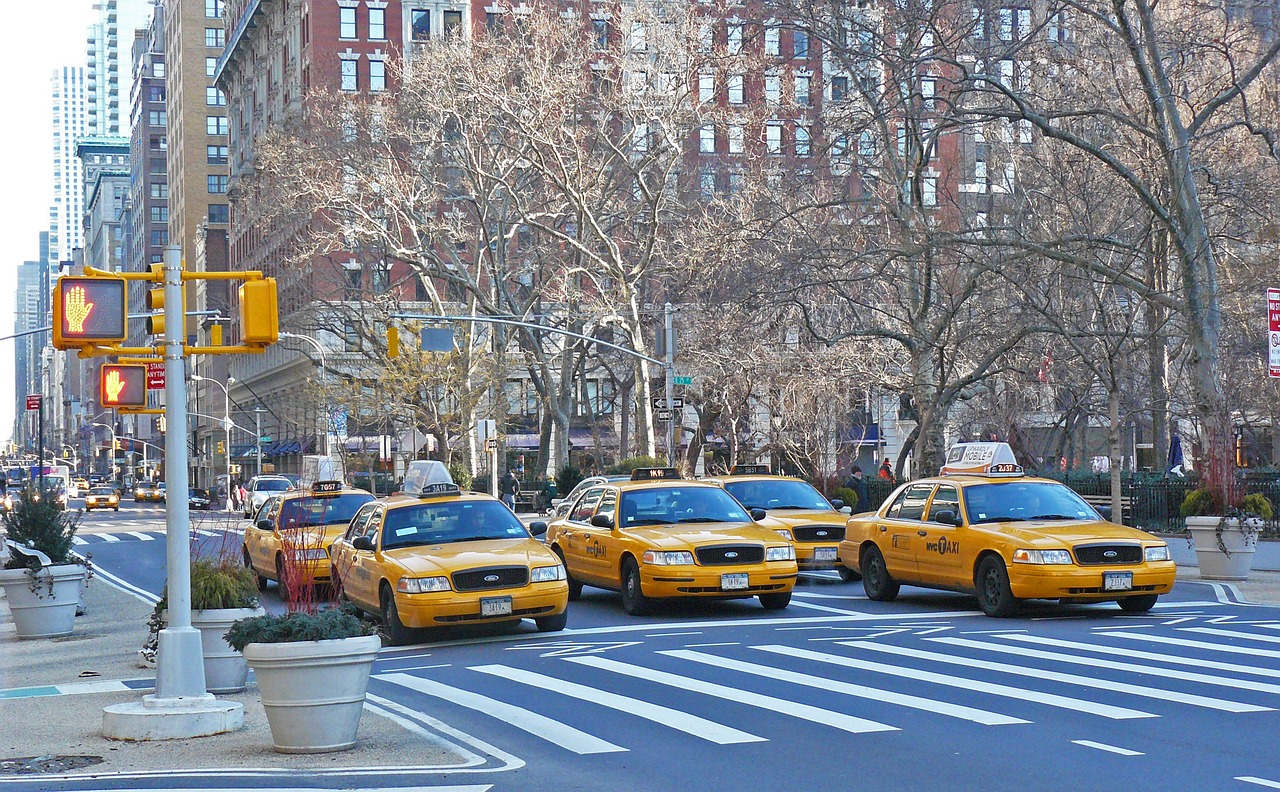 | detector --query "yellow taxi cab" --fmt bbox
[84,486,120,512]
[329,461,569,645]
[838,442,1176,617]
[242,480,375,602]
[545,467,798,615]
[706,464,852,578]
